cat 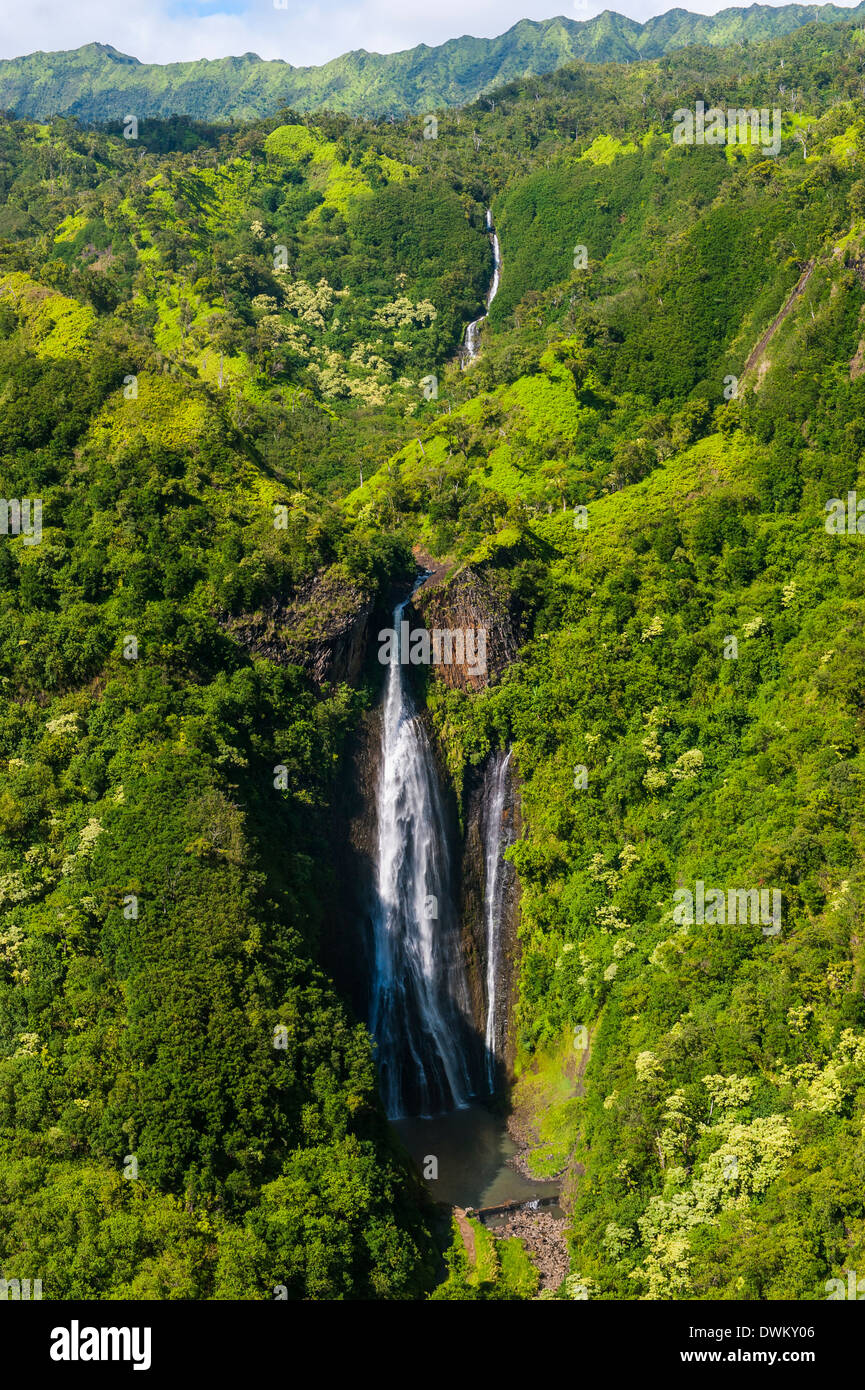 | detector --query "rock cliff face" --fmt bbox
[255,560,524,1103]
[411,565,519,692]
[321,704,381,1023]
[459,751,522,1089]
[413,565,523,1078]
[321,697,523,1101]
[223,564,375,686]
